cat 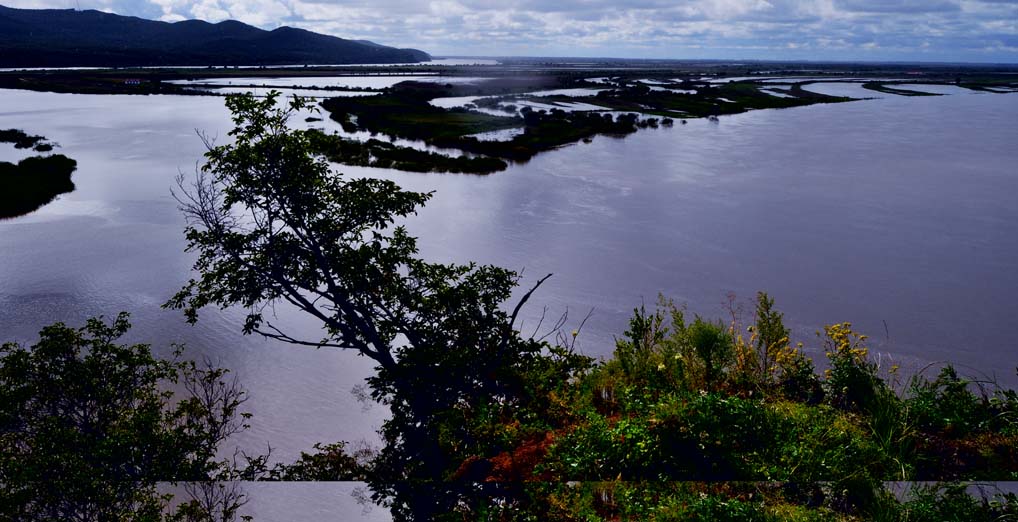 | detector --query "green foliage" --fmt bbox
[885,484,1018,522]
[598,293,819,400]
[687,317,734,391]
[765,401,884,483]
[255,442,373,481]
[0,314,248,521]
[306,130,508,174]
[777,351,822,405]
[822,323,883,412]
[167,92,432,351]
[864,386,917,481]
[165,95,1018,520]
[909,366,996,437]
[902,366,1018,480]
[612,301,669,379]
[861,82,943,96]
[480,293,1017,518]
[589,80,852,119]
[647,393,774,480]
[754,291,789,379]
[321,82,657,165]
[483,482,853,522]
[169,93,594,519]
[321,89,521,142]
[542,392,883,483]
[432,109,644,162]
